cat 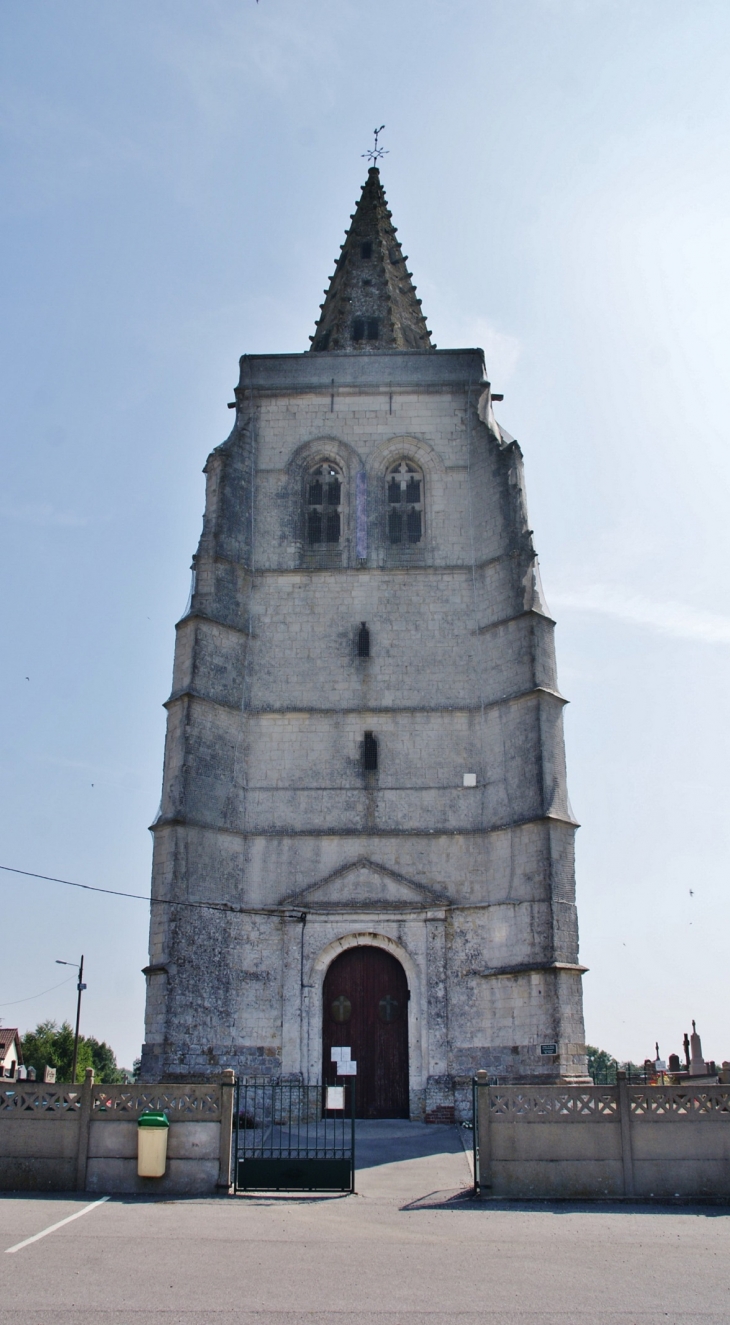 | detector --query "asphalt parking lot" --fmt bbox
[1,1121,728,1324]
